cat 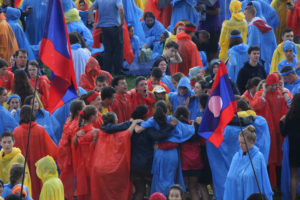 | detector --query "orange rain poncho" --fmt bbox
[171,32,203,76]
[0,13,18,63]
[218,0,247,61]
